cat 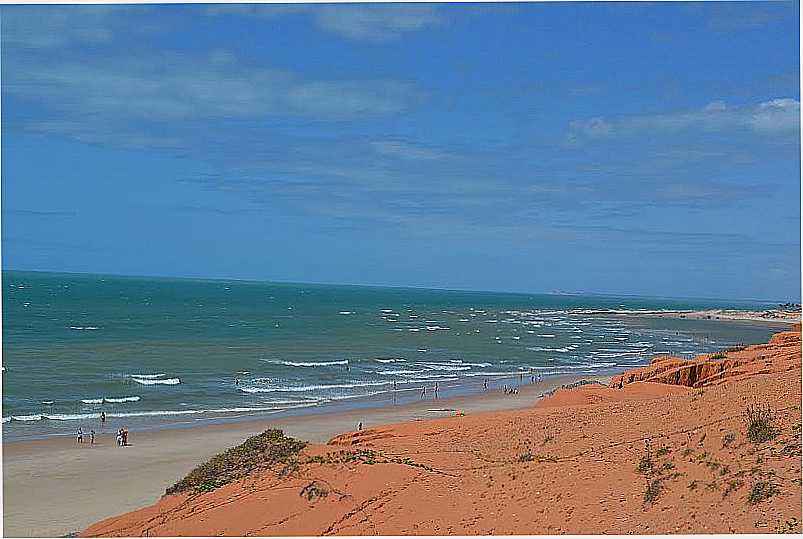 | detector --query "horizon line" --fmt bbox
[2,267,797,306]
